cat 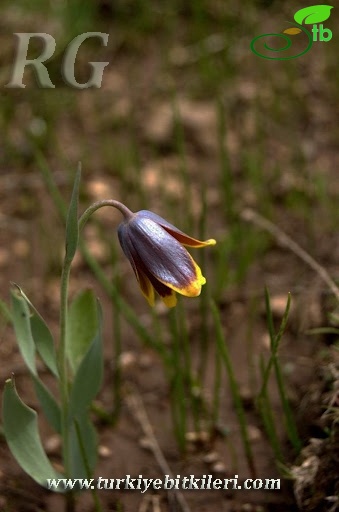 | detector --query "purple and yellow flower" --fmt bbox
[118,210,216,308]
